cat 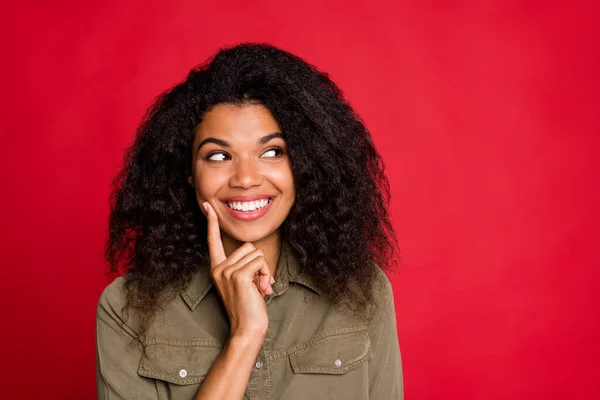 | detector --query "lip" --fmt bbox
[220,196,275,222]
[222,194,274,202]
